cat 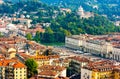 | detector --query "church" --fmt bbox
[77,6,94,19]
